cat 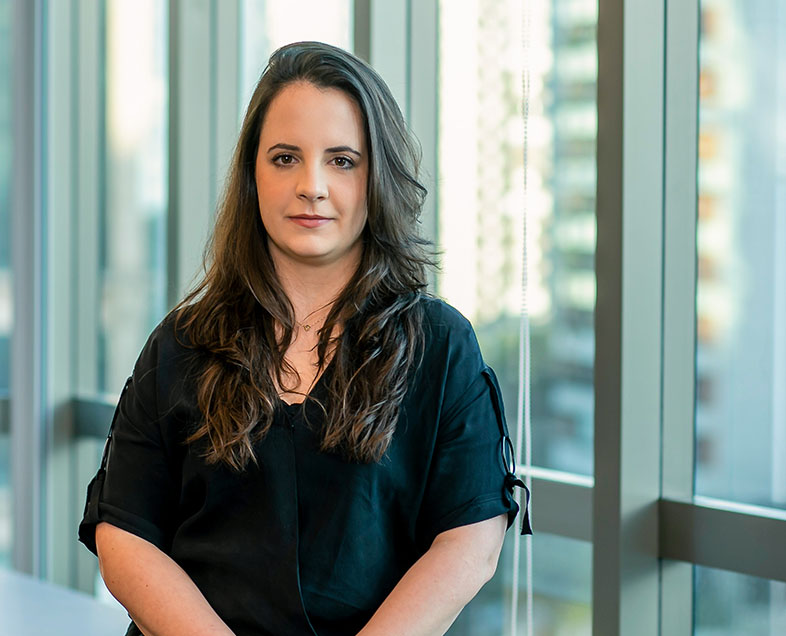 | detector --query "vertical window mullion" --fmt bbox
[10,0,44,577]
[74,1,102,401]
[44,0,78,586]
[367,1,408,122]
[660,0,700,633]
[169,0,241,309]
[213,0,241,202]
[594,0,666,633]
[168,0,215,305]
[407,0,438,279]
[72,0,105,594]
[352,0,371,63]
